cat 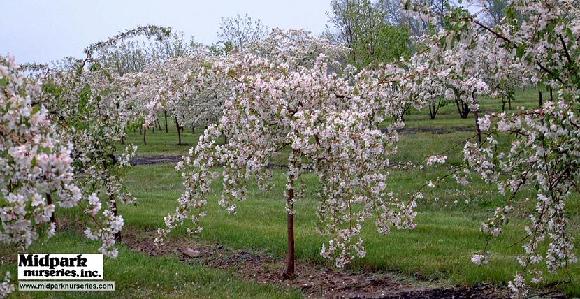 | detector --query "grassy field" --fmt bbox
[2,88,579,298]
[0,233,301,299]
